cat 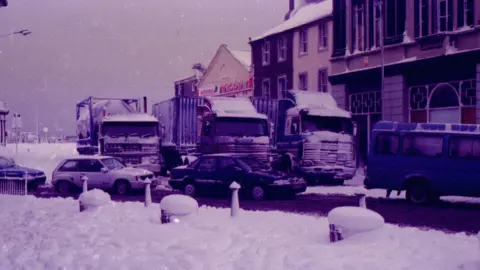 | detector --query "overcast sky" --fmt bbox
[0,0,286,134]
